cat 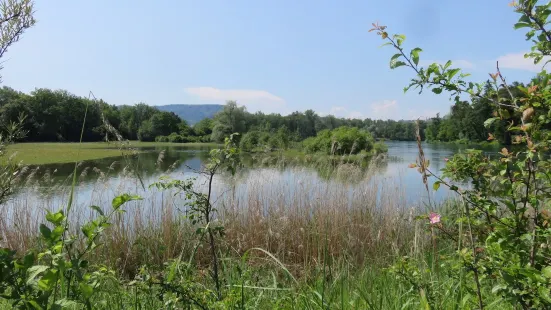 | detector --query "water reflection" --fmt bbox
[11,141,500,206]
